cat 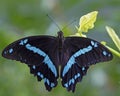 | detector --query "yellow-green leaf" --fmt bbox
[78,11,98,33]
[70,32,87,37]
[106,26,120,51]
[101,41,107,45]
